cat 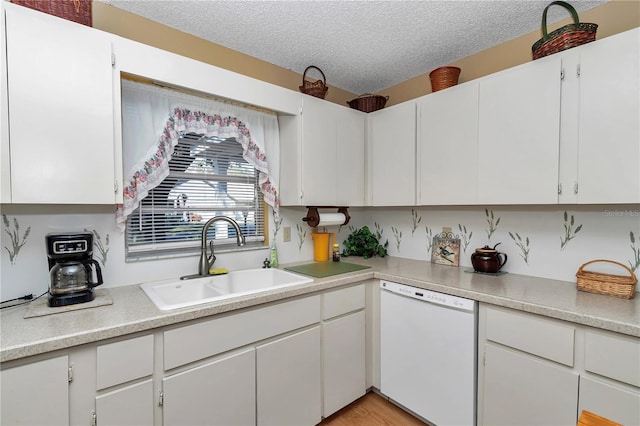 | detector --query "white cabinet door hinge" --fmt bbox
[158,390,164,407]
[111,53,116,68]
[91,410,97,426]
[68,365,73,383]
